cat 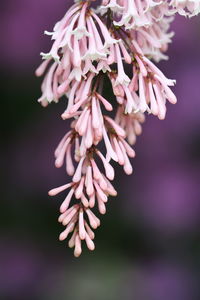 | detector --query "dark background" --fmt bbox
[1,1,200,299]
